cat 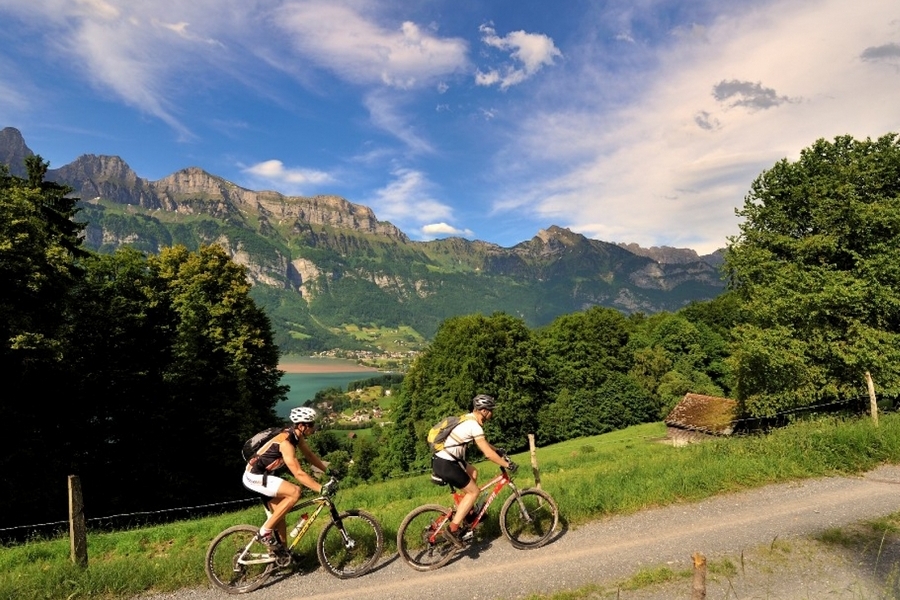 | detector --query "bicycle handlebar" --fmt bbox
[321,476,339,498]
